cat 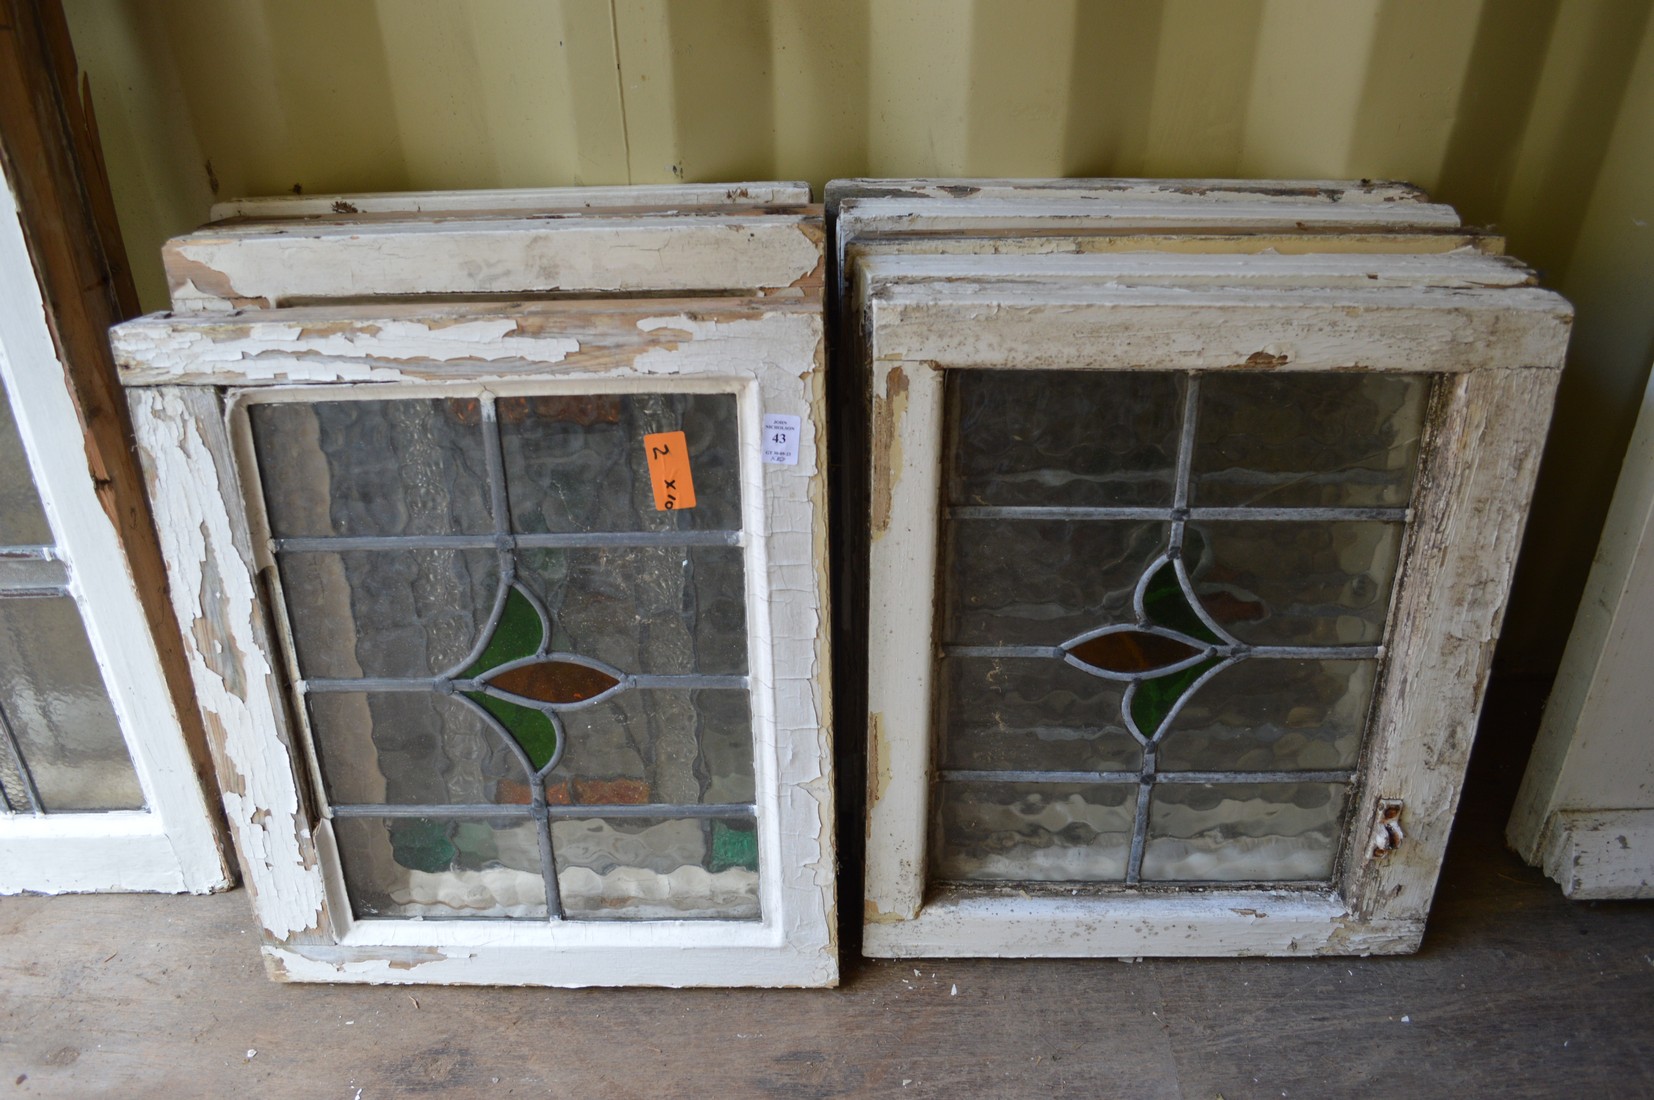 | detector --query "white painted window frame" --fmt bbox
[114,296,836,987]
[860,266,1571,958]
[0,157,229,894]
